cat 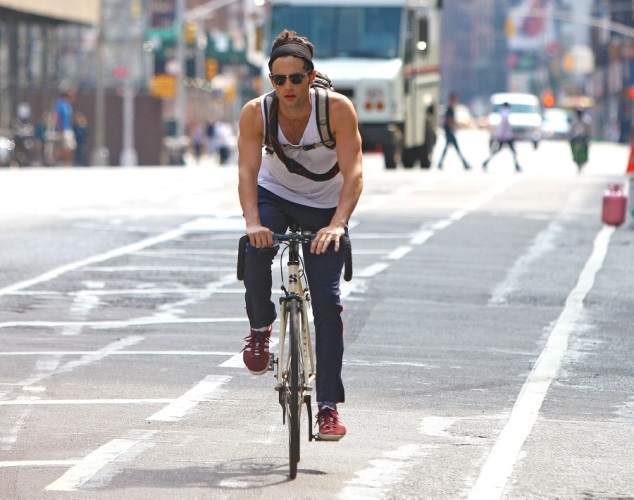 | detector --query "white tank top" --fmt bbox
[259,88,342,208]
